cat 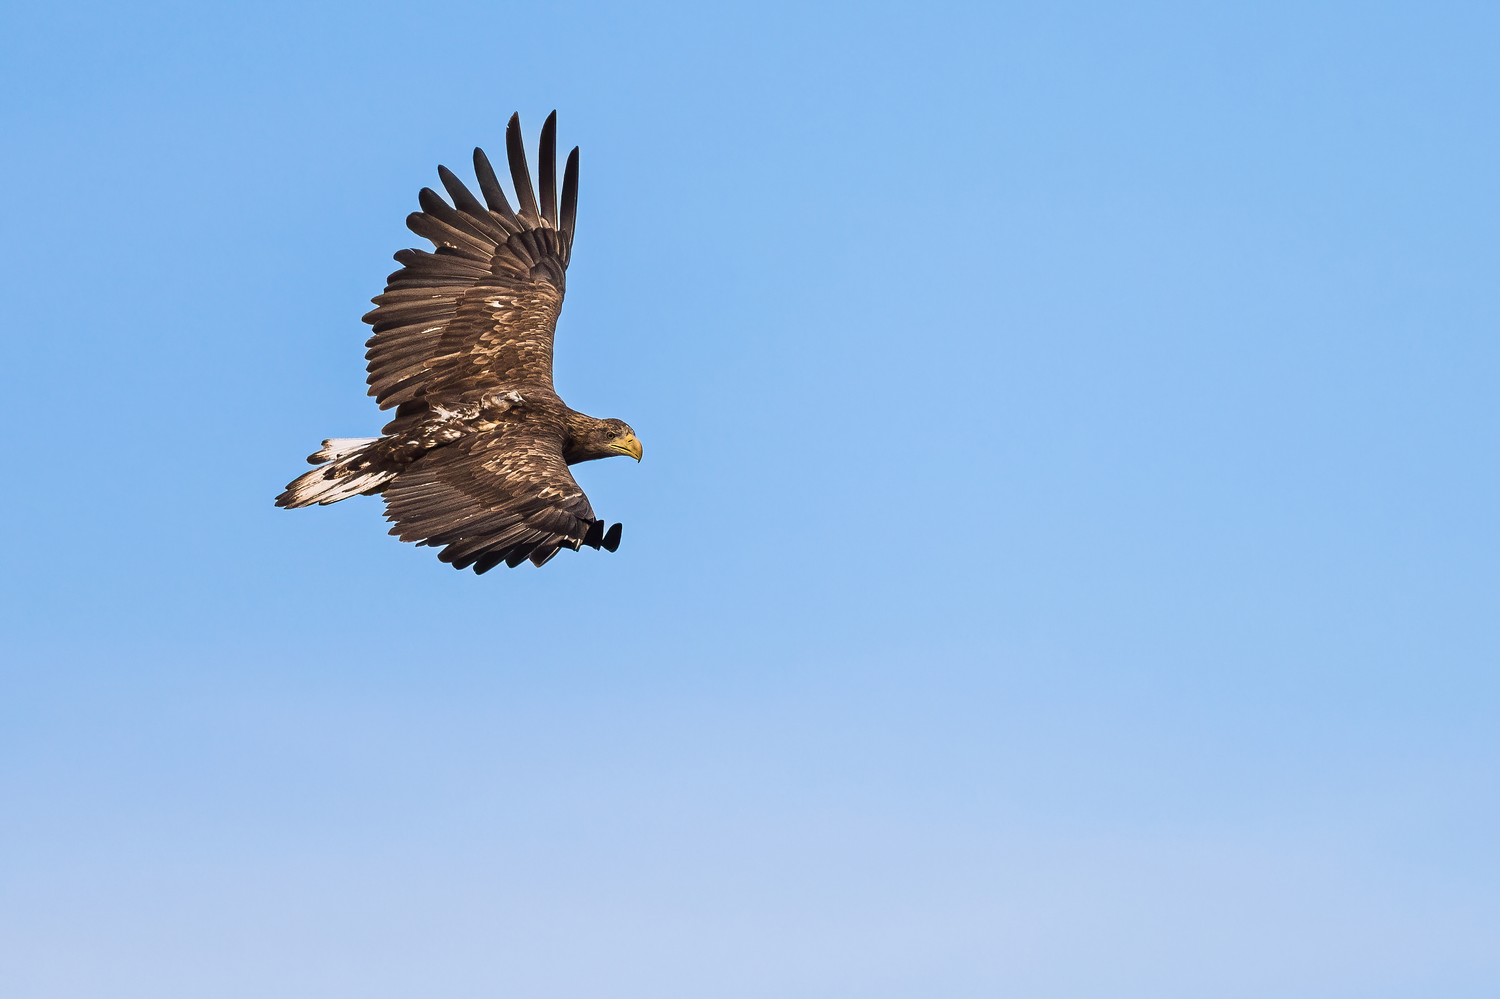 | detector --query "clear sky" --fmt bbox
[2,2,1497,997]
